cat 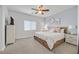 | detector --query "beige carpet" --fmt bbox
[0,37,77,54]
